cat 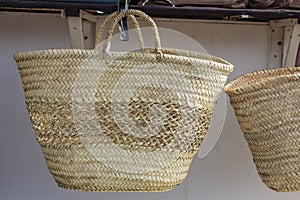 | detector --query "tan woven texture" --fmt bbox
[291,0,300,8]
[14,10,233,192]
[248,0,294,8]
[224,67,300,192]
